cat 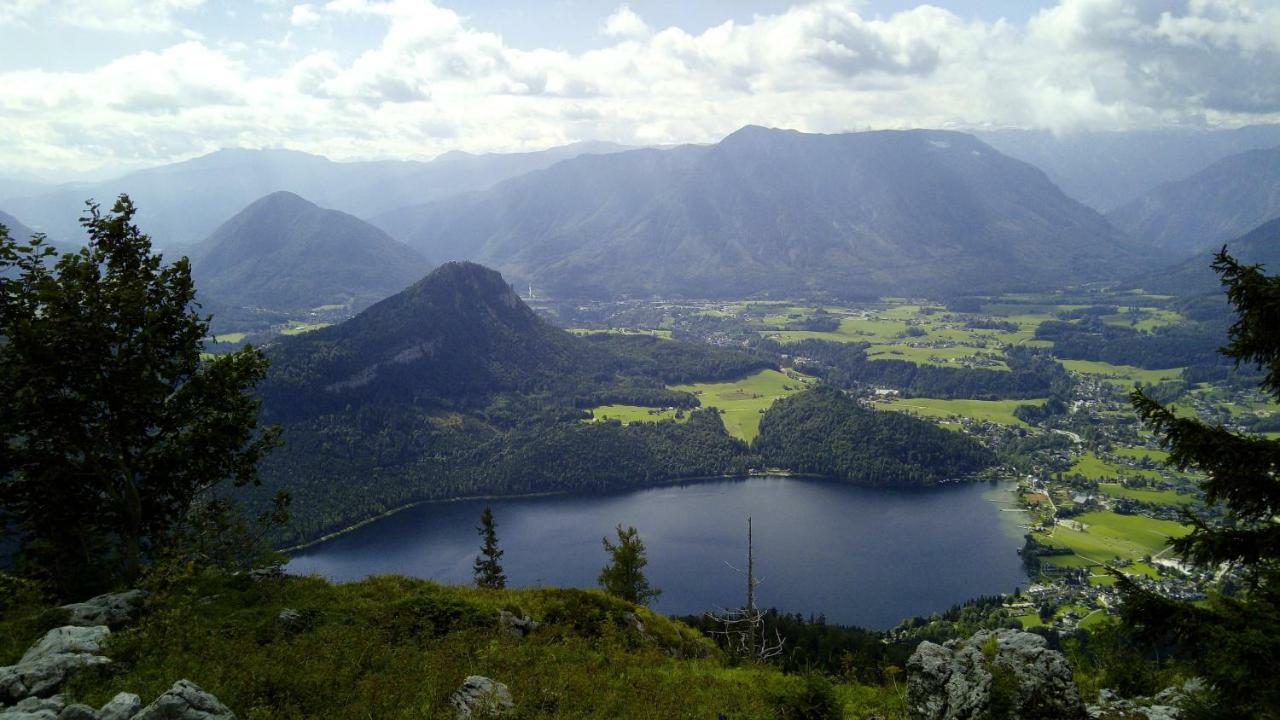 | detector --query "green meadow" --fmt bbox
[1059,359,1183,386]
[588,369,814,443]
[670,369,814,442]
[875,397,1042,427]
[1096,483,1195,506]
[1039,511,1189,564]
